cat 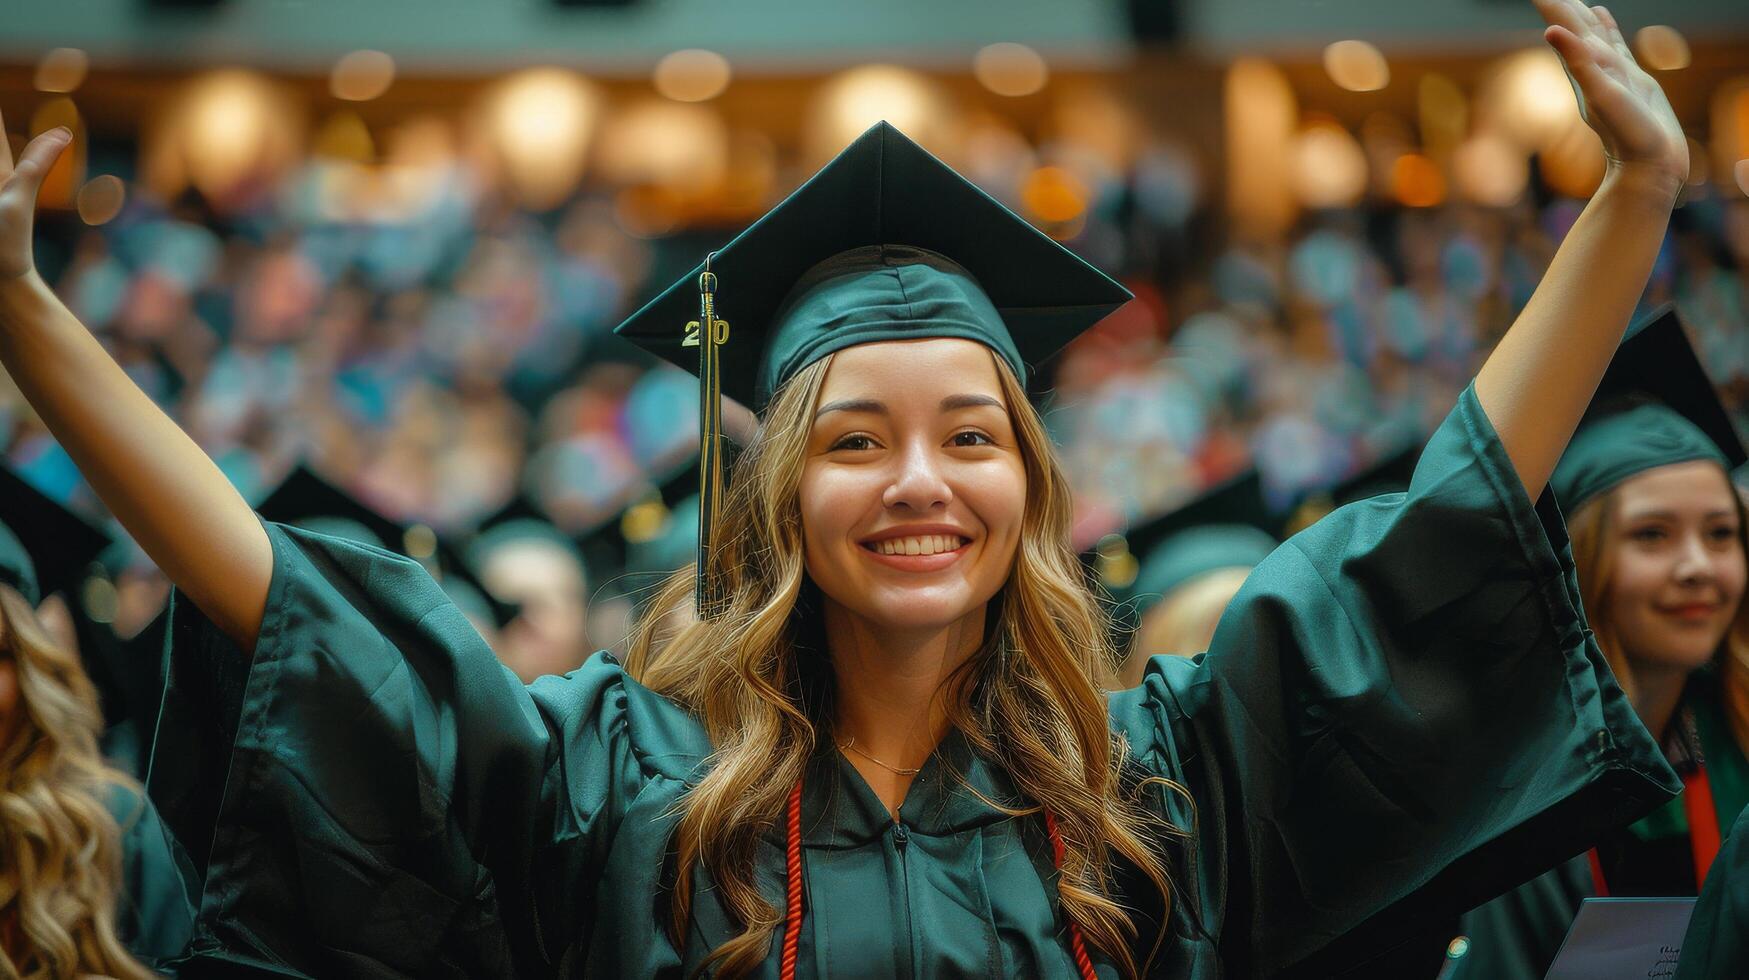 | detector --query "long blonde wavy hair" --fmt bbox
[0,585,153,980]
[1567,477,1749,755]
[624,349,1182,979]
